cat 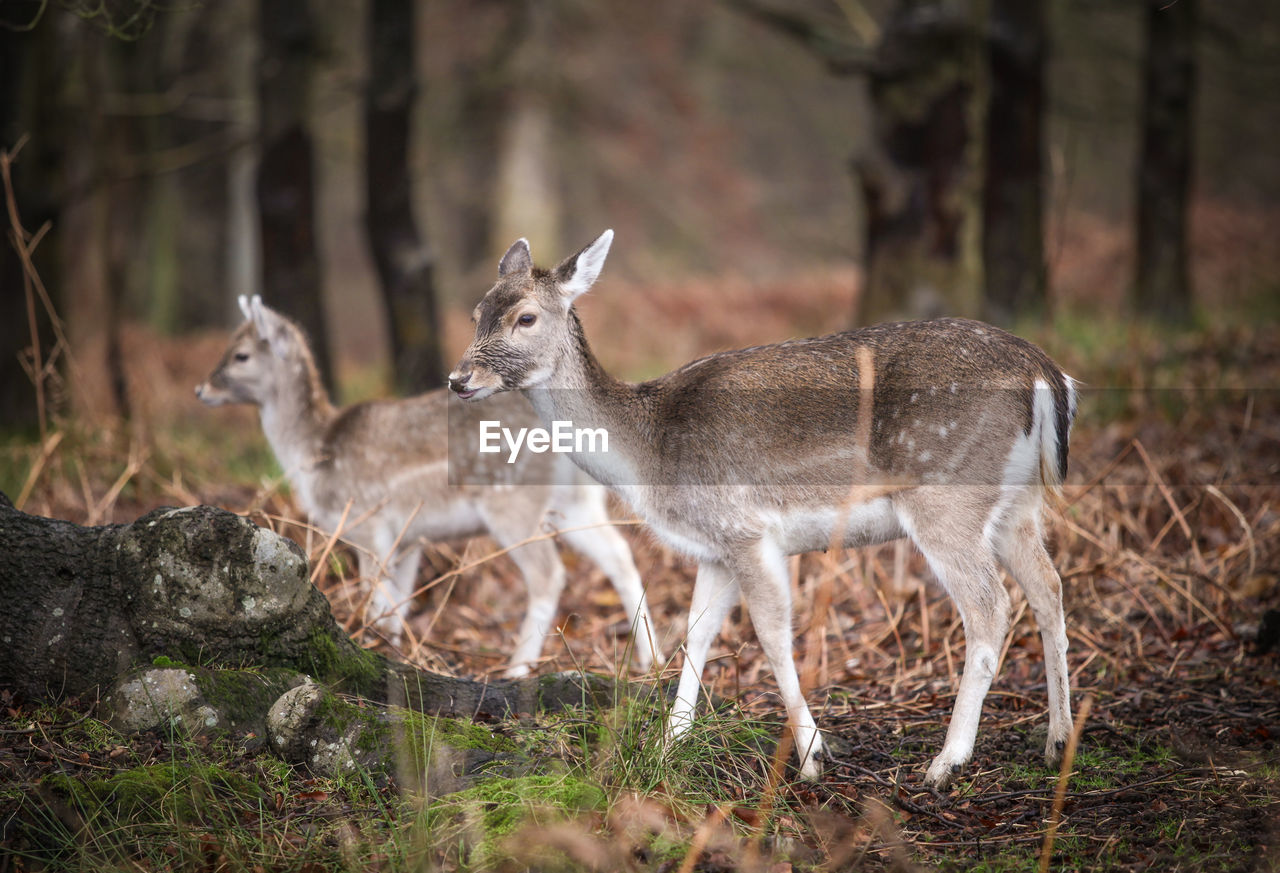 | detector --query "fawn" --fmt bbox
[448,231,1076,787]
[197,295,659,677]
